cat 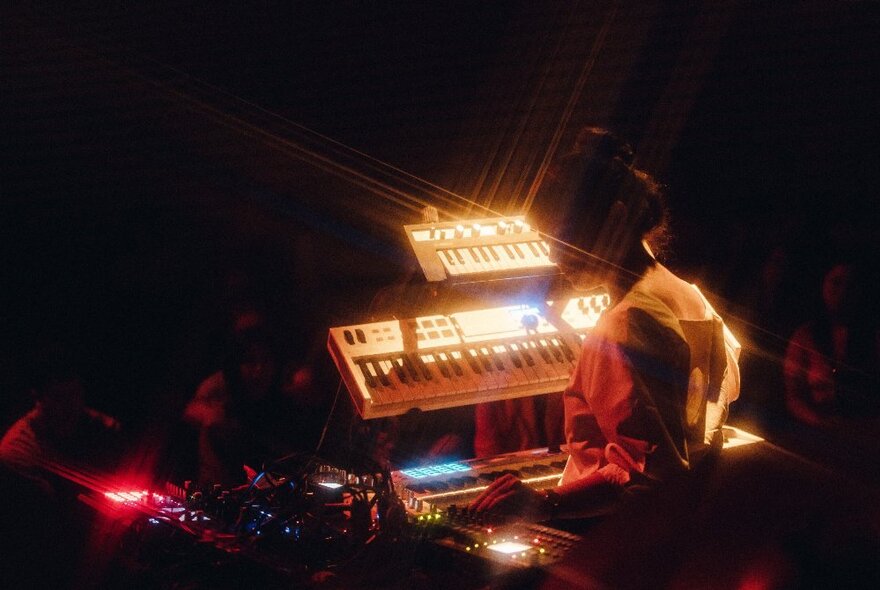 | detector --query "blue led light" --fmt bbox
[401,462,471,479]
[509,305,542,319]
